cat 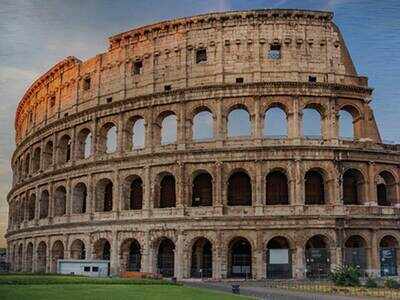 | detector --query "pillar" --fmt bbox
[175,233,184,280]
[367,162,377,206]
[294,246,306,279]
[110,232,119,275]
